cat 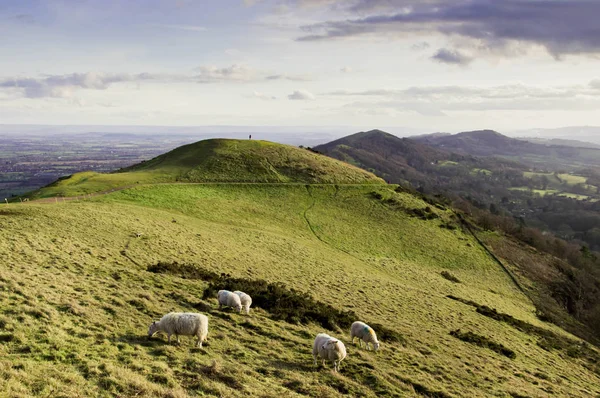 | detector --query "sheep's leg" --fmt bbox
[313,354,317,366]
[333,361,338,372]
[167,334,172,344]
